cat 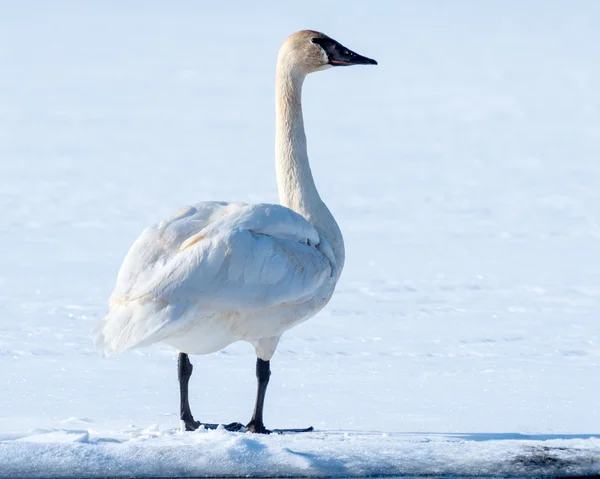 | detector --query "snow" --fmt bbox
[1,1,599,477]
[2,428,600,478]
